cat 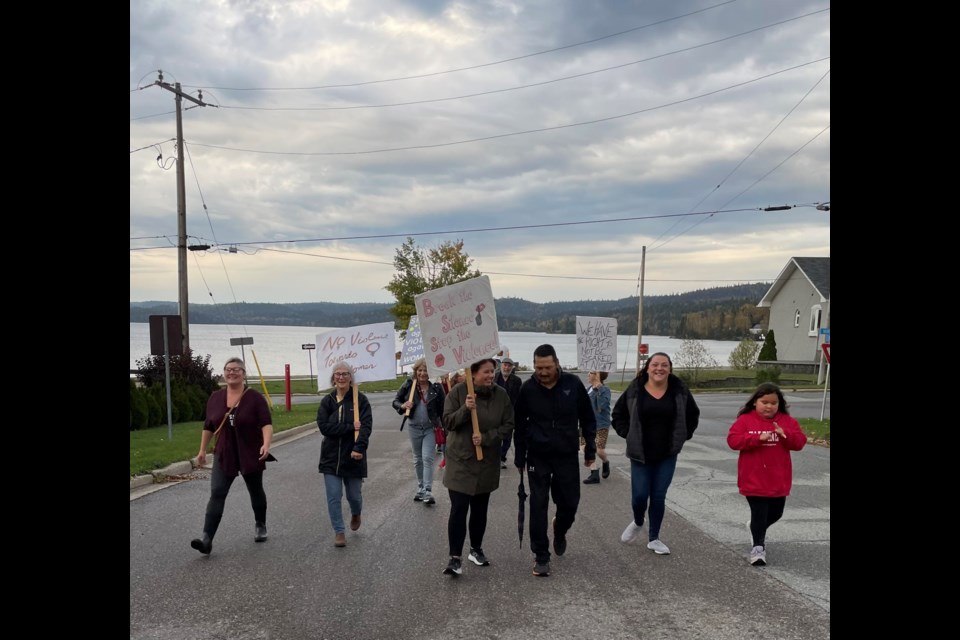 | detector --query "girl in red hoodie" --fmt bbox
[727,383,806,566]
